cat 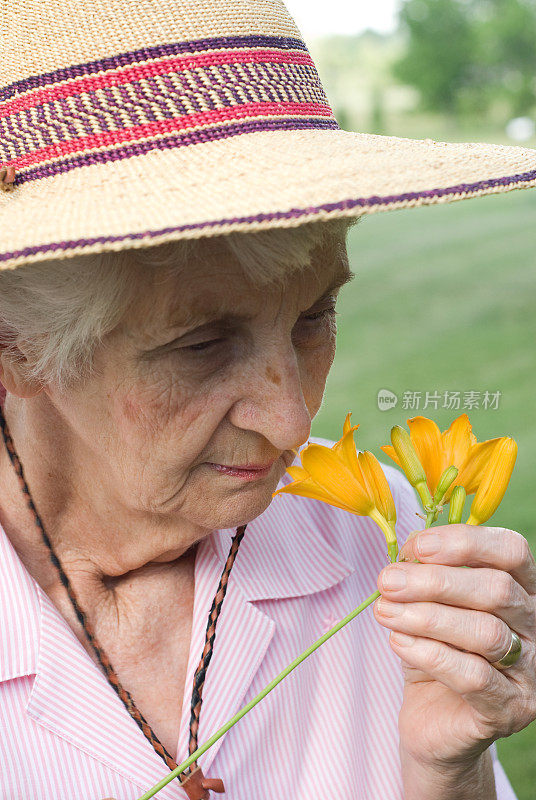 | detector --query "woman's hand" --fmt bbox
[373,524,536,771]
